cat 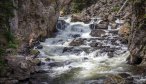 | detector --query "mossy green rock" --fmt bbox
[30,50,40,56]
